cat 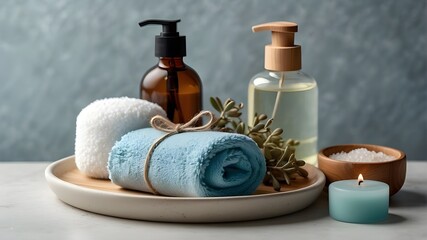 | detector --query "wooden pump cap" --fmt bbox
[252,22,301,71]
